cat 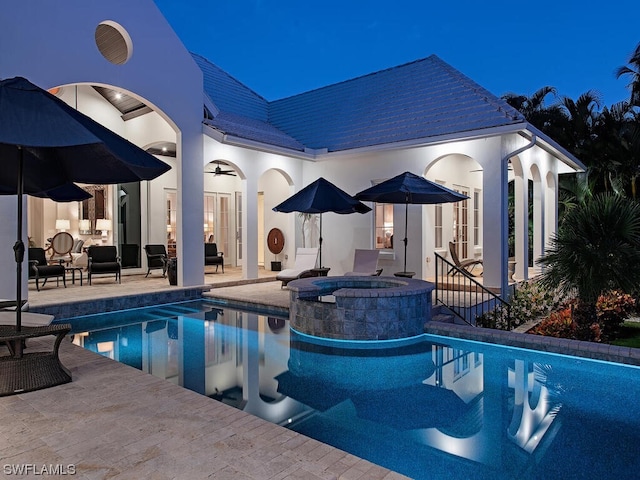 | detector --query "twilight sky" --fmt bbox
[154,0,639,108]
